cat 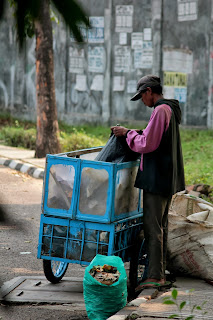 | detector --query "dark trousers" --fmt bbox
[143,191,172,280]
